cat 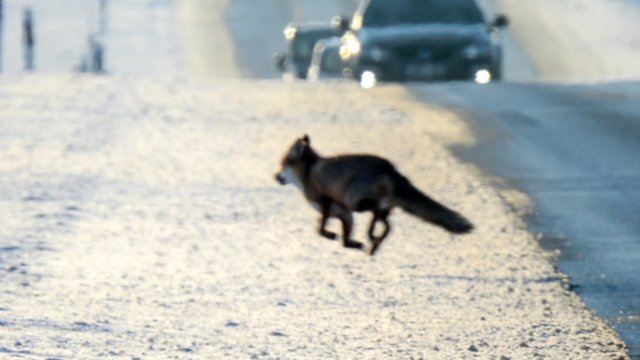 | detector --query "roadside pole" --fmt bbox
[23,8,35,71]
[92,0,106,72]
[99,0,107,34]
[0,0,4,72]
